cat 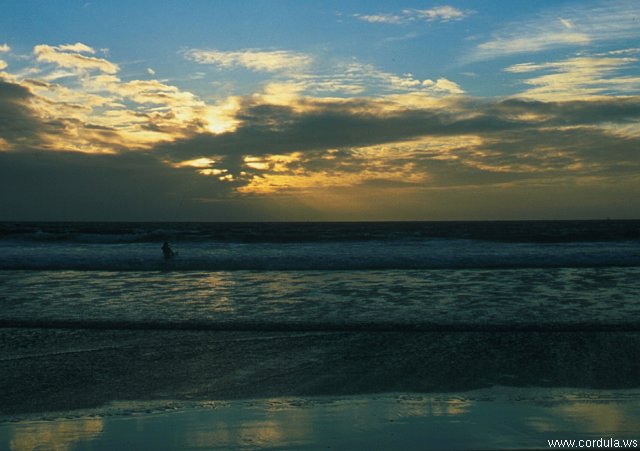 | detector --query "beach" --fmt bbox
[1,221,639,449]
[1,327,640,449]
[3,391,640,450]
